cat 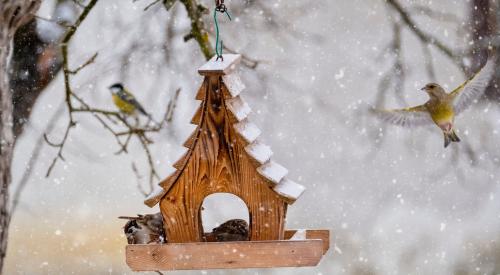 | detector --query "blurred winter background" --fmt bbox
[5,0,500,274]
